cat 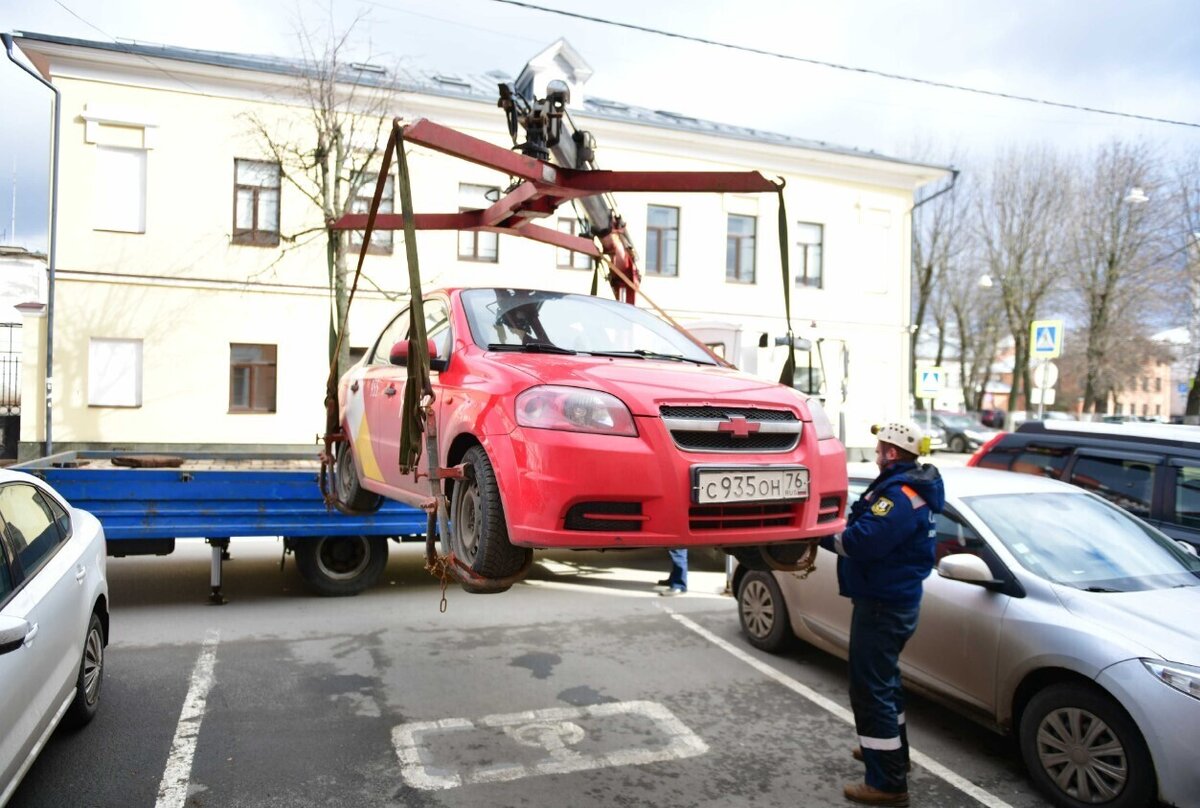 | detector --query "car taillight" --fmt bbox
[966,432,1006,466]
[516,386,638,437]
